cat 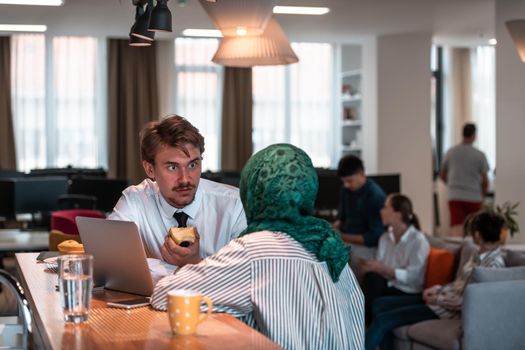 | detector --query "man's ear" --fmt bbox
[143,160,155,179]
